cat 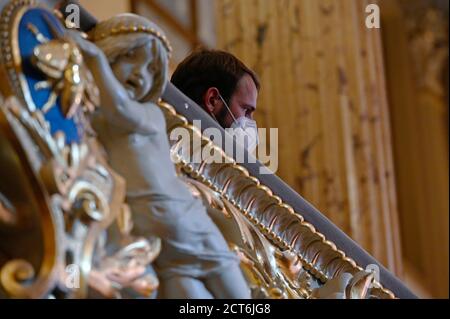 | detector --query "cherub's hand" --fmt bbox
[66,30,105,62]
[128,273,159,297]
